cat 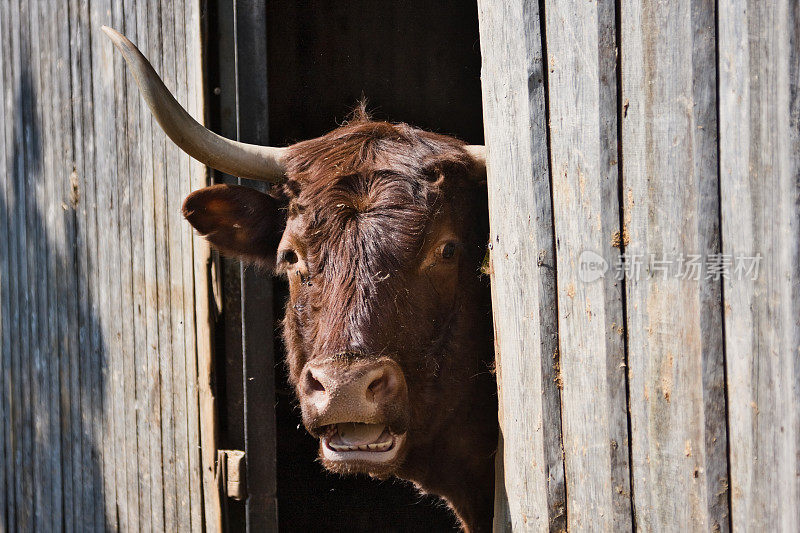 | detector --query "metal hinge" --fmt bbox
[216,449,247,501]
